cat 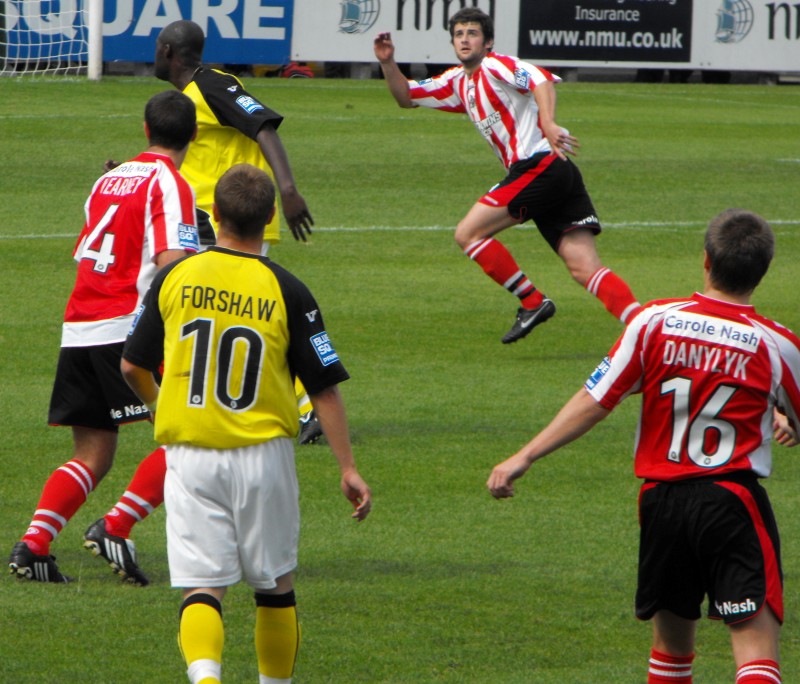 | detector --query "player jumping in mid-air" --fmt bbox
[374,8,640,344]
